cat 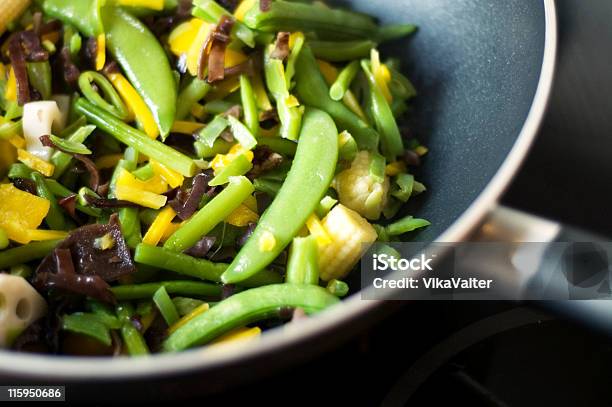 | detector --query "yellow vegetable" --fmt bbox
[143,206,176,246]
[116,168,168,194]
[7,135,25,149]
[5,66,17,102]
[385,161,407,176]
[170,121,205,135]
[0,183,50,244]
[251,70,273,111]
[210,144,254,174]
[168,303,210,334]
[318,204,377,281]
[160,222,183,242]
[211,327,261,345]
[150,159,184,188]
[115,185,167,209]
[107,72,158,139]
[0,141,17,176]
[186,21,212,76]
[0,0,30,36]
[95,34,106,71]
[305,214,332,245]
[371,49,392,103]
[27,229,69,241]
[169,18,206,57]
[234,0,256,21]
[17,149,55,177]
[226,204,259,227]
[116,0,164,10]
